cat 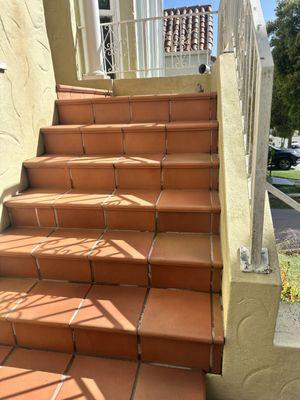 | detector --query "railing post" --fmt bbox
[78,0,107,79]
